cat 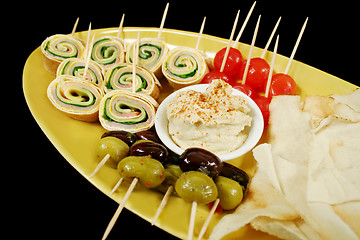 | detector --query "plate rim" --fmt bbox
[23,26,359,240]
